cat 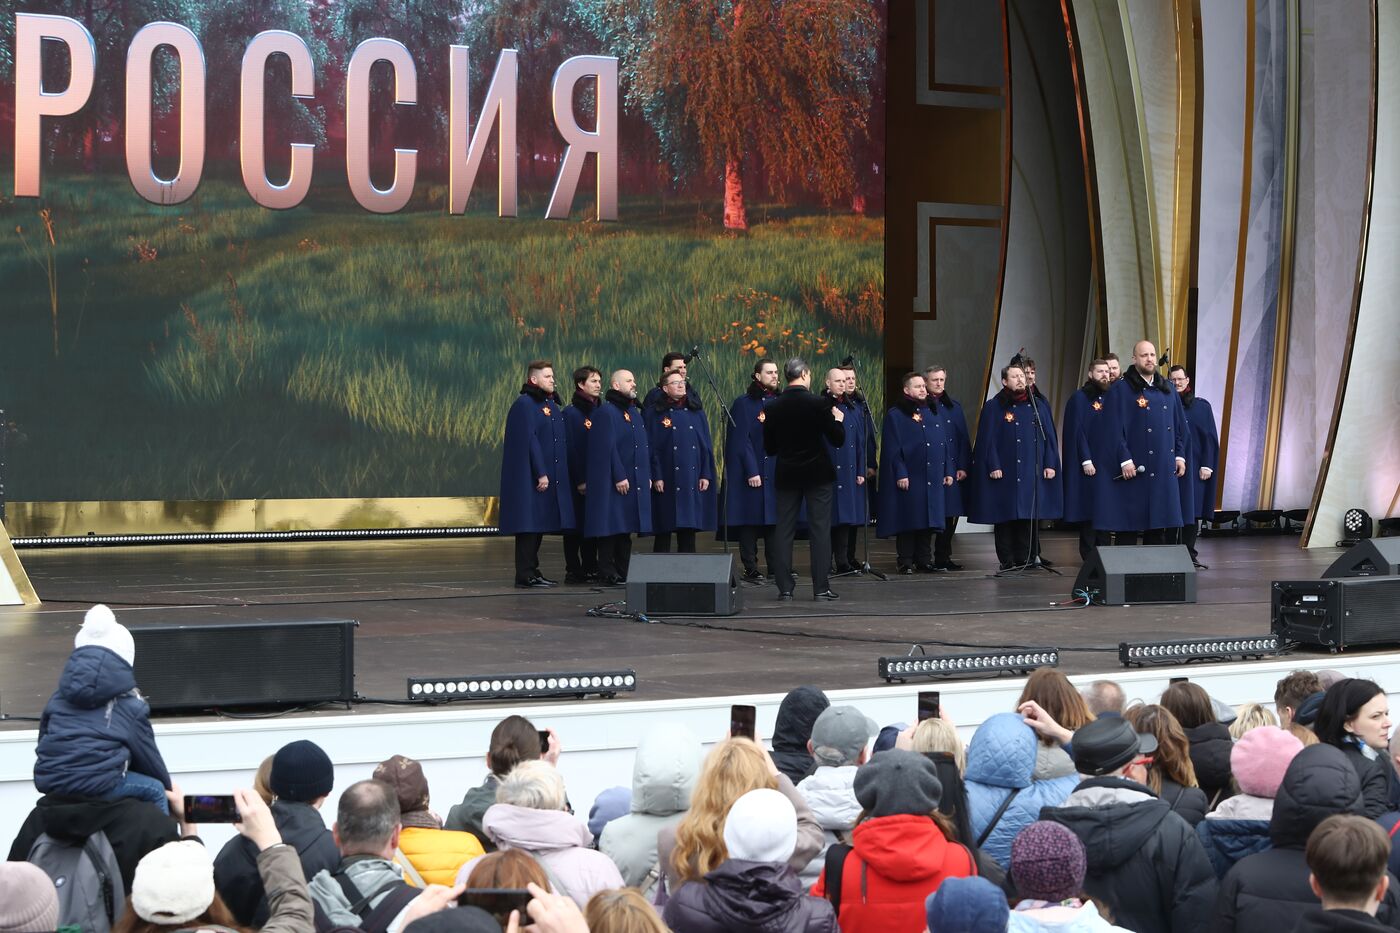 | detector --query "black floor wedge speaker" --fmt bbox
[626,554,742,616]
[1322,539,1400,578]
[1272,577,1400,650]
[131,619,356,711]
[1074,545,1197,605]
